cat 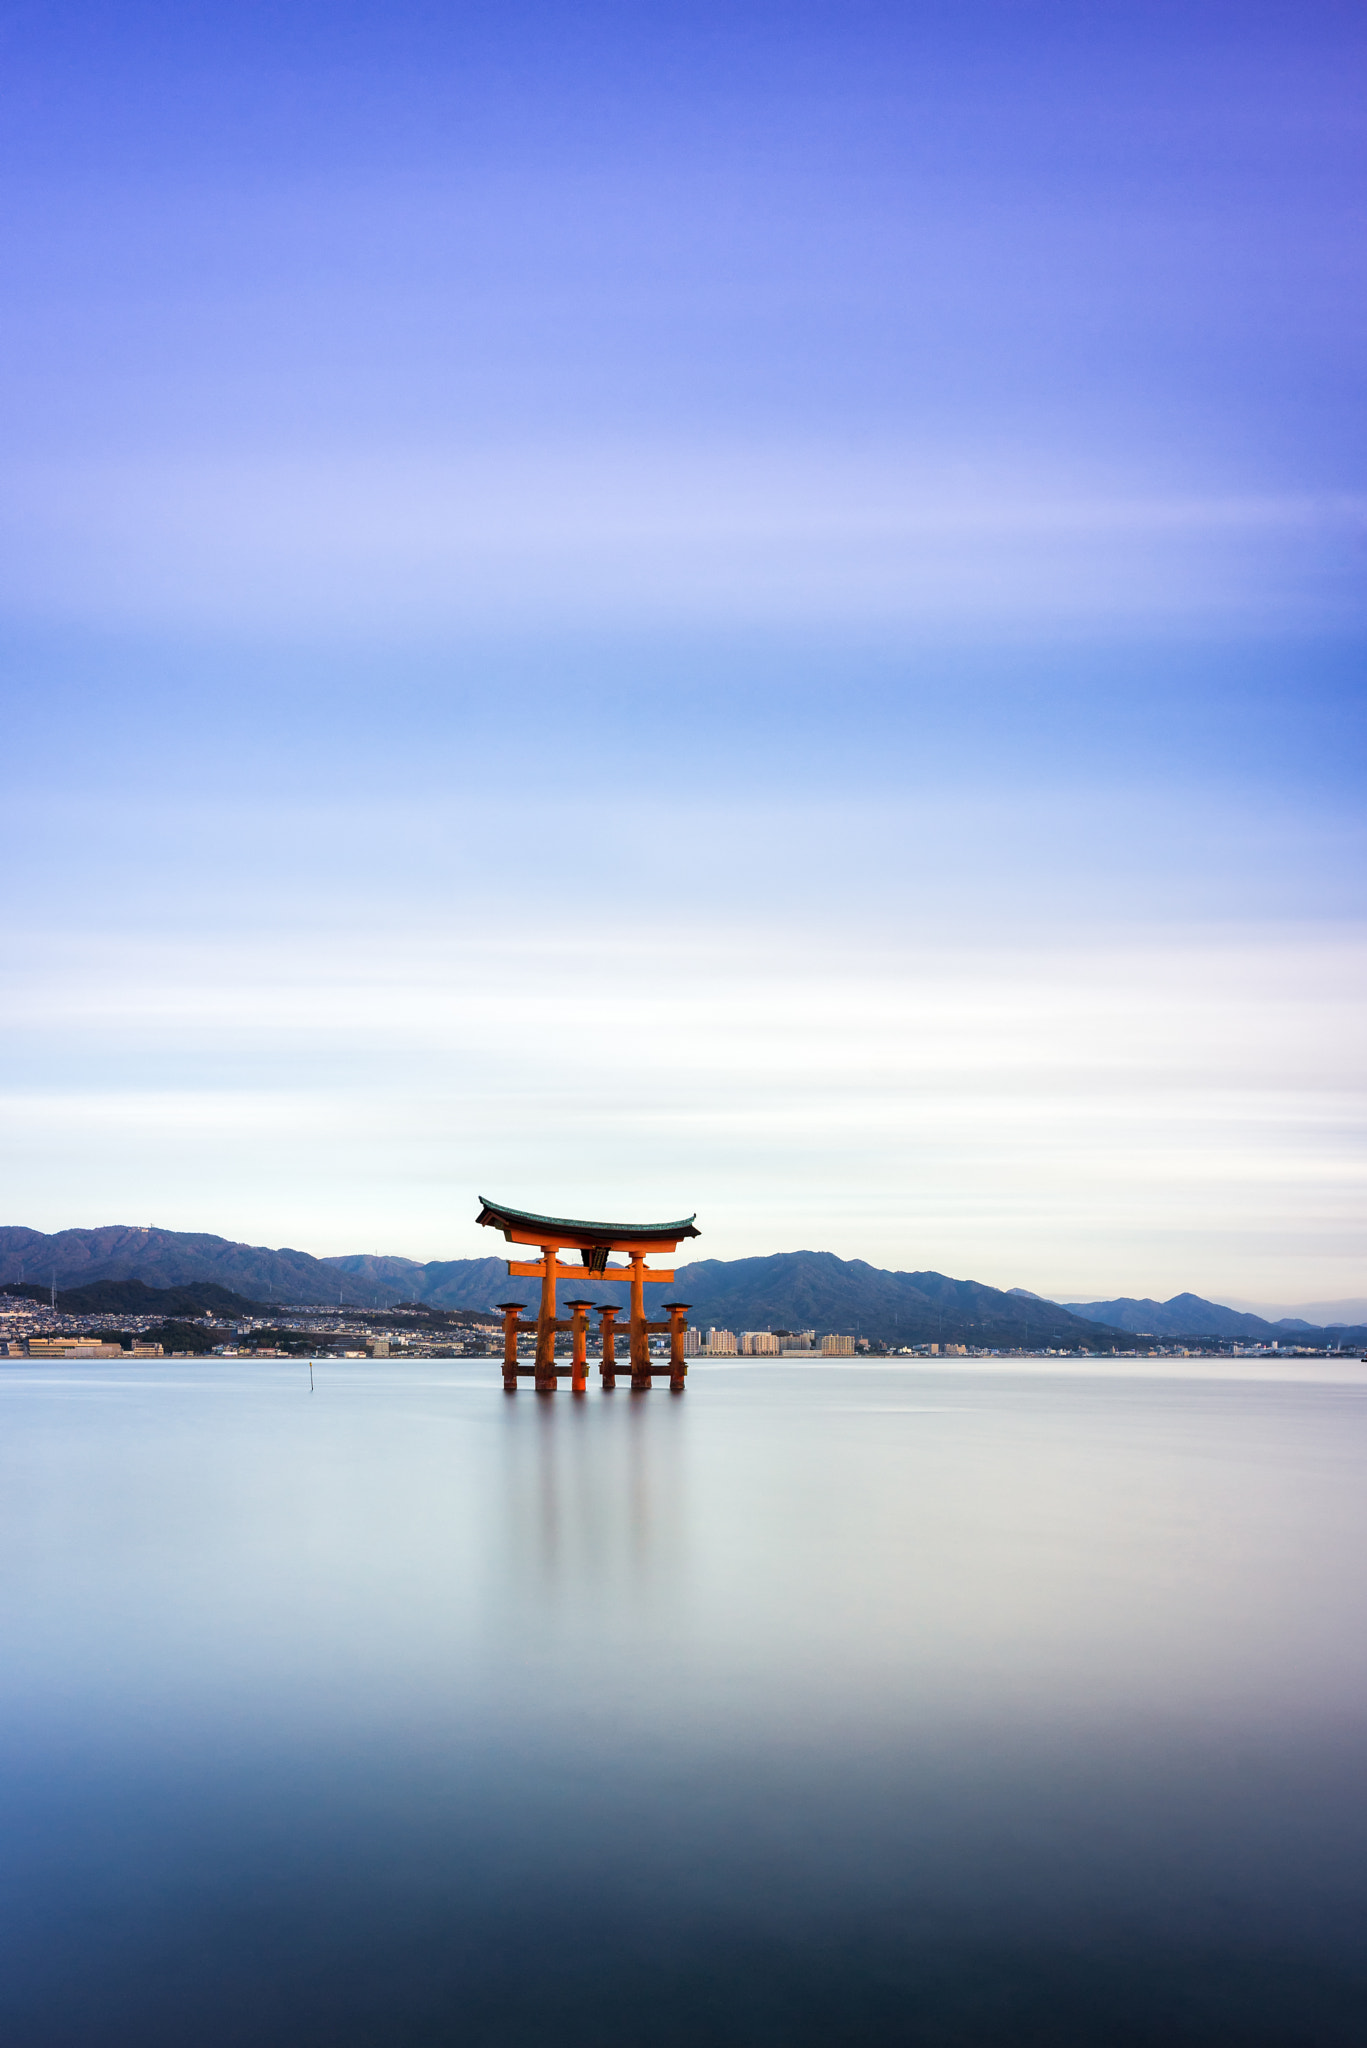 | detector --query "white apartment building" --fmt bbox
[704,1328,737,1355]
[26,1337,163,1358]
[740,1331,780,1355]
[820,1334,855,1355]
[684,1327,703,1356]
